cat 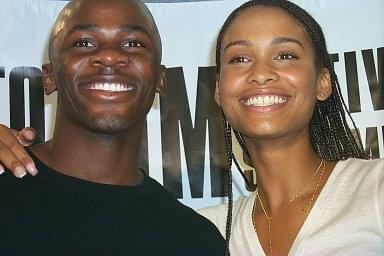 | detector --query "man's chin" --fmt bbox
[82,118,131,136]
